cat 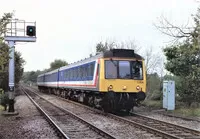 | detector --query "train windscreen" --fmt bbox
[105,60,143,80]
